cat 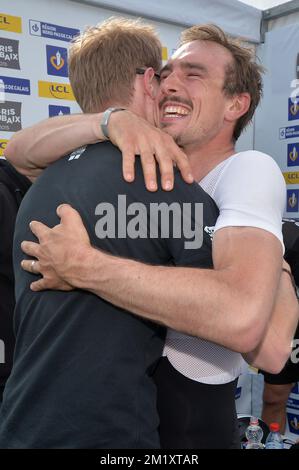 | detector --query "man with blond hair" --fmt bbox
[0,18,220,449]
[4,22,299,449]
